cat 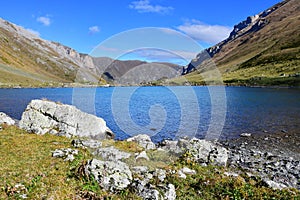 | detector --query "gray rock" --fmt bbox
[138,186,160,200]
[85,159,132,192]
[52,148,78,161]
[263,179,287,190]
[8,183,27,199]
[159,140,182,154]
[131,166,154,189]
[227,144,300,190]
[178,170,187,179]
[136,151,150,161]
[0,112,15,125]
[153,169,166,182]
[163,184,176,200]
[177,138,190,149]
[127,134,156,150]
[240,133,251,137]
[72,139,102,149]
[131,166,149,175]
[180,167,196,175]
[186,138,228,166]
[224,172,239,177]
[131,167,175,200]
[19,99,114,139]
[178,167,196,179]
[93,146,131,161]
[134,181,176,200]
